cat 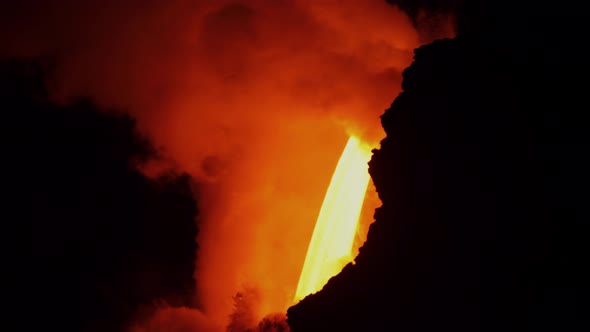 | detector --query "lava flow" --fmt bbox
[294,136,373,302]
